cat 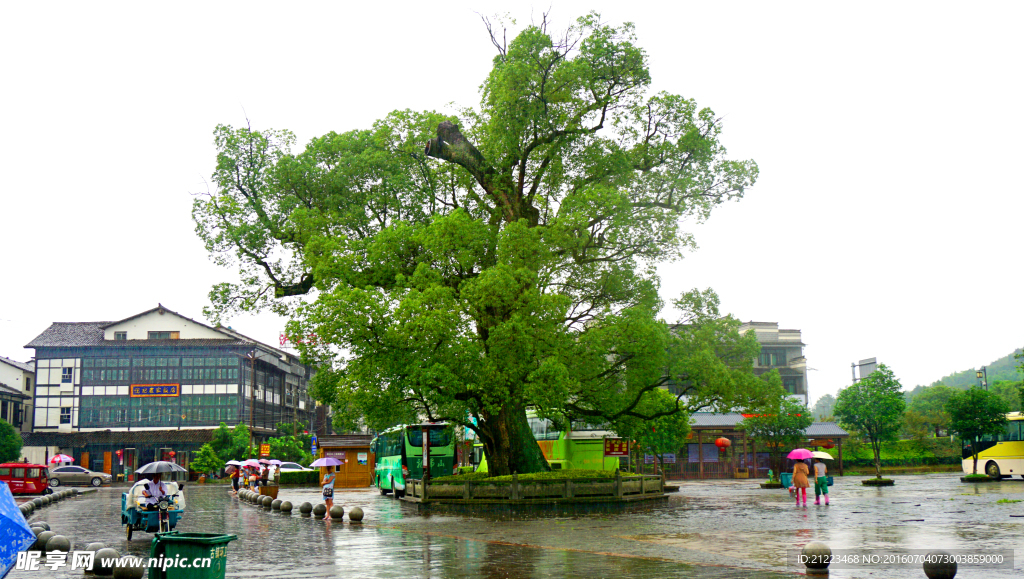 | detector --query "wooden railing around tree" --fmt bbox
[405,471,664,502]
